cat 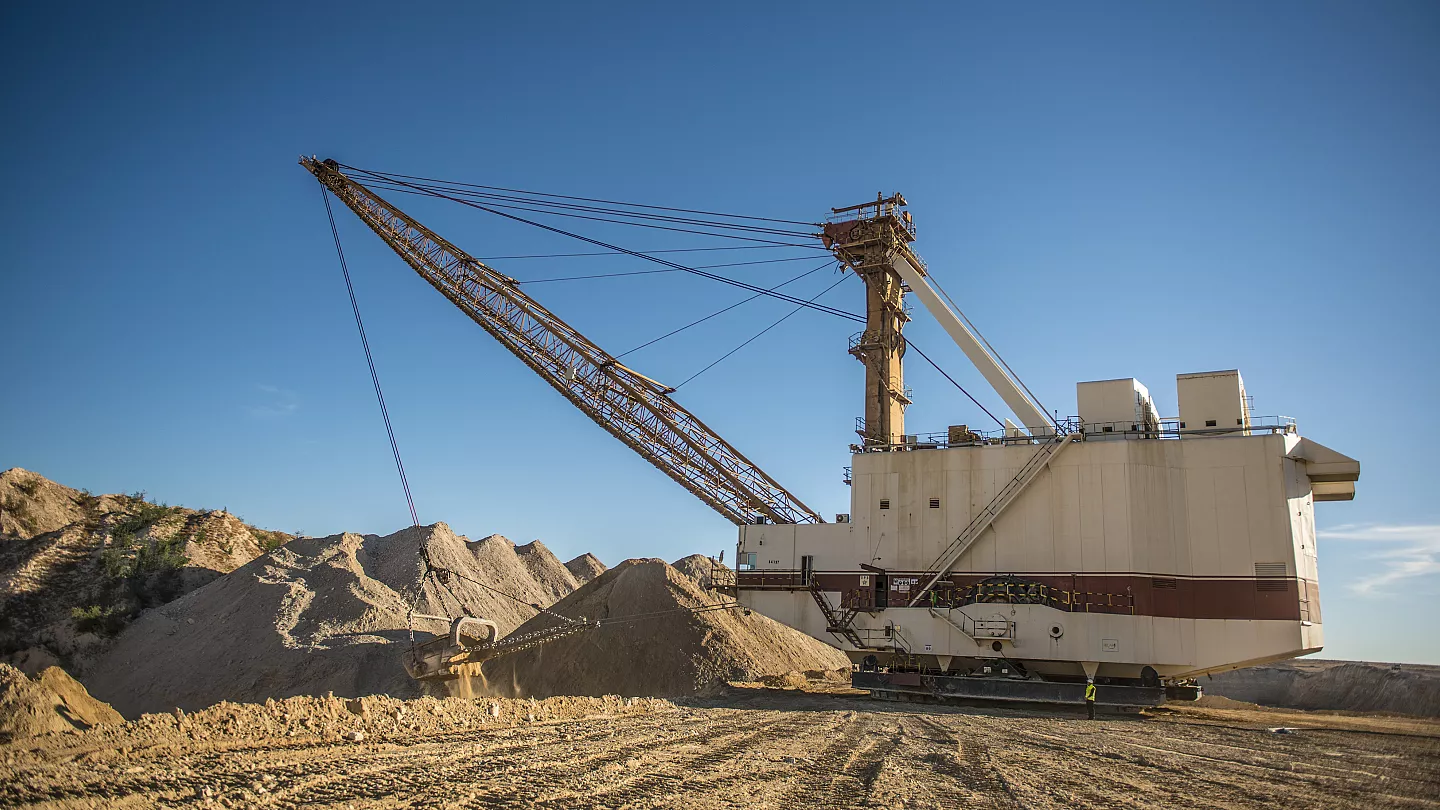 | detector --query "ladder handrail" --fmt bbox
[907,434,1079,606]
